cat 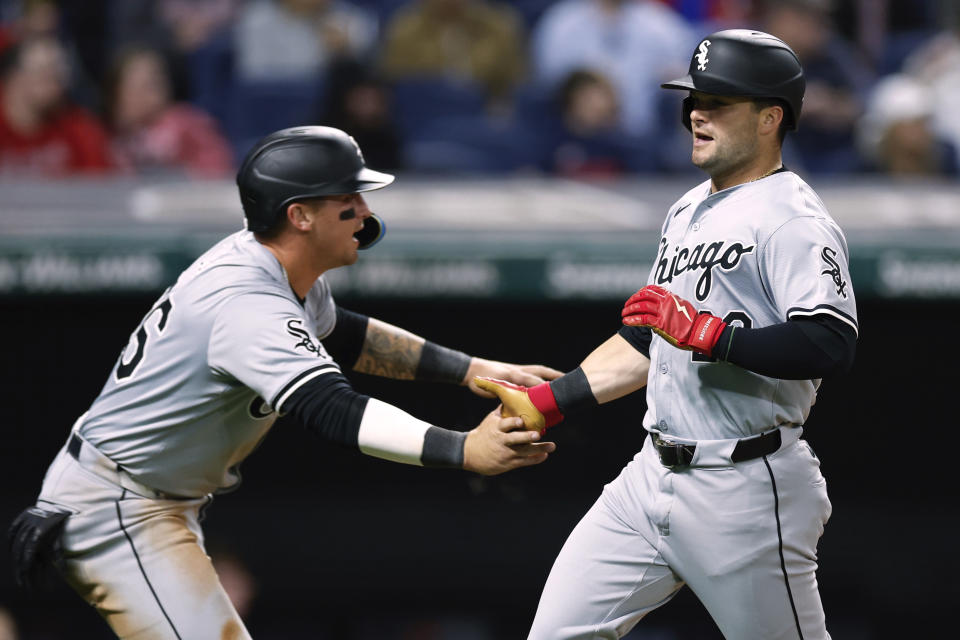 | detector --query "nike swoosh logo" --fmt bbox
[673,203,691,217]
[671,295,692,321]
